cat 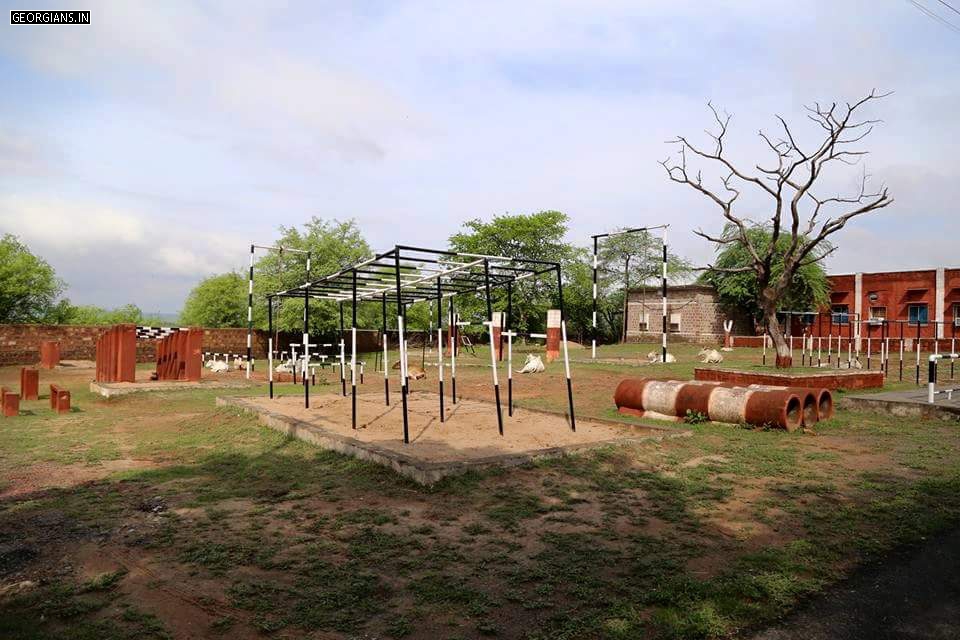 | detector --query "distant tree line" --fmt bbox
[0,234,171,326]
